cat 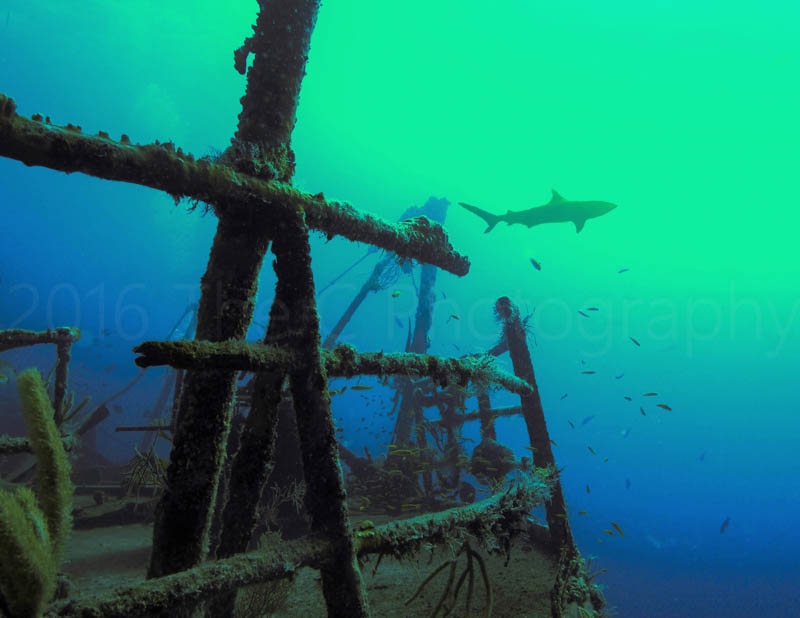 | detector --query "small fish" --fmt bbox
[394,316,403,328]
[530,258,541,271]
[578,310,589,318]
[640,407,646,416]
[620,428,631,438]
[643,392,657,397]
[603,529,615,536]
[610,521,625,537]
[603,457,609,463]
[567,420,575,429]
[441,291,447,300]
[615,373,624,379]
[587,446,596,455]
[623,396,632,401]
[401,503,420,511]
[581,415,595,425]
[351,385,372,391]
[699,451,706,461]
[449,314,460,321]
[586,307,599,312]
[630,337,640,346]
[656,403,672,411]
[625,478,631,489]
[586,484,591,494]
[582,370,596,374]
[720,516,731,534]
[618,268,629,274]
[391,291,401,298]
[560,393,568,400]
[578,510,589,516]
[525,446,537,452]
[550,439,558,447]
